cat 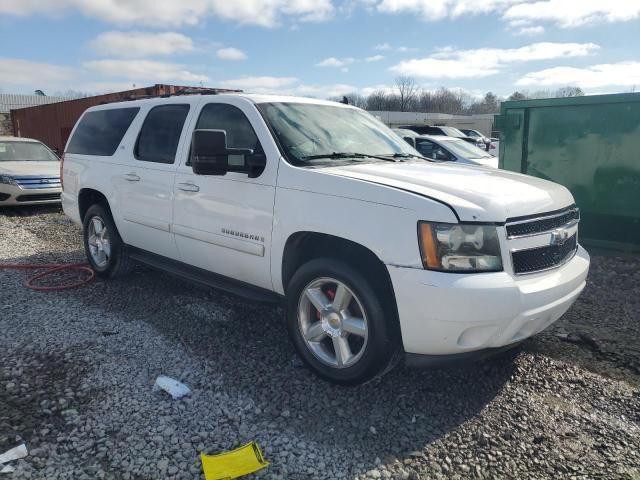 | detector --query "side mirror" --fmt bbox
[191,129,265,178]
